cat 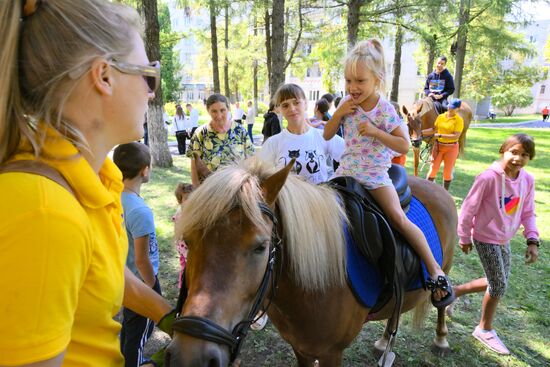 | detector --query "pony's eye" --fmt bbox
[253,243,267,254]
